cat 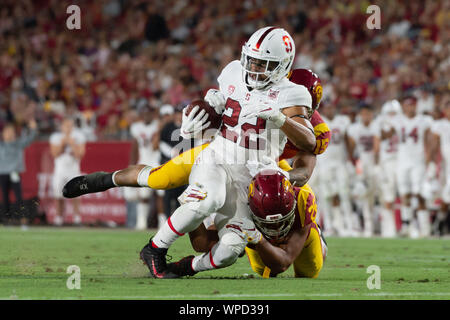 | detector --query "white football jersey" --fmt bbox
[130,120,161,165]
[208,60,312,164]
[50,129,86,173]
[395,114,433,164]
[374,114,401,162]
[347,121,379,165]
[319,114,351,164]
[432,118,450,165]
